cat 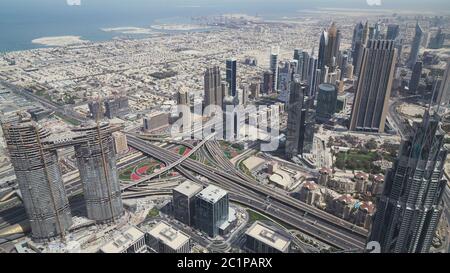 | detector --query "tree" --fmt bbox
[365,139,378,150]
